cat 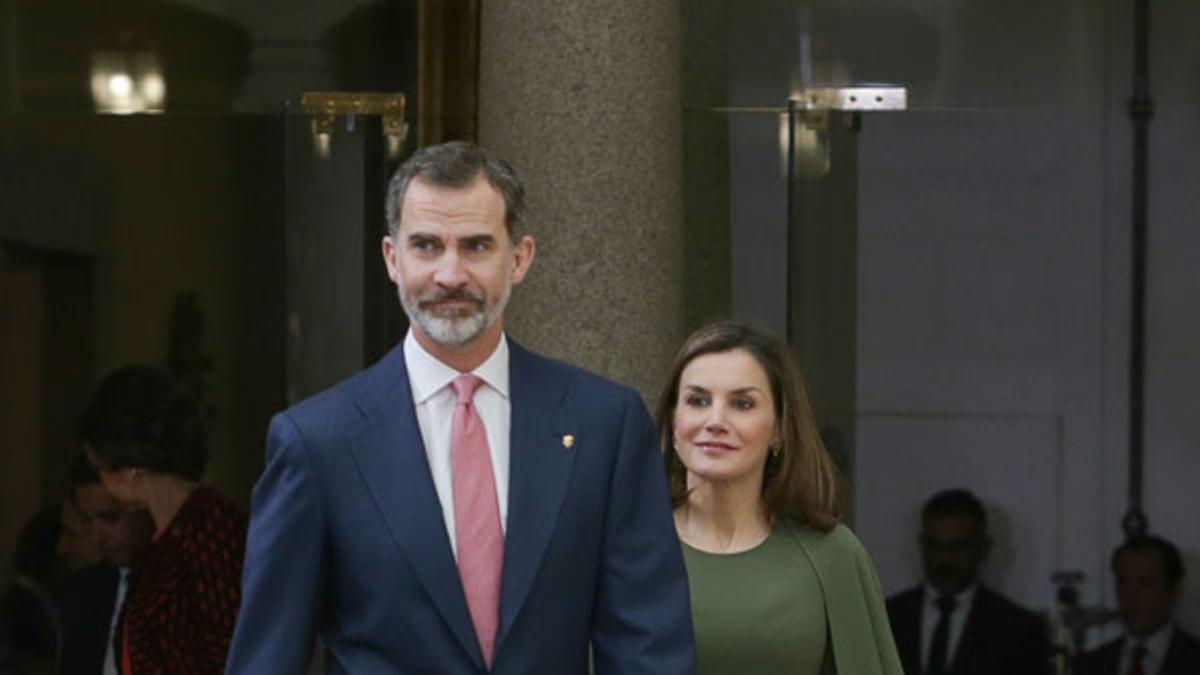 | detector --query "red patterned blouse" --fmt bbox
[117,485,248,675]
